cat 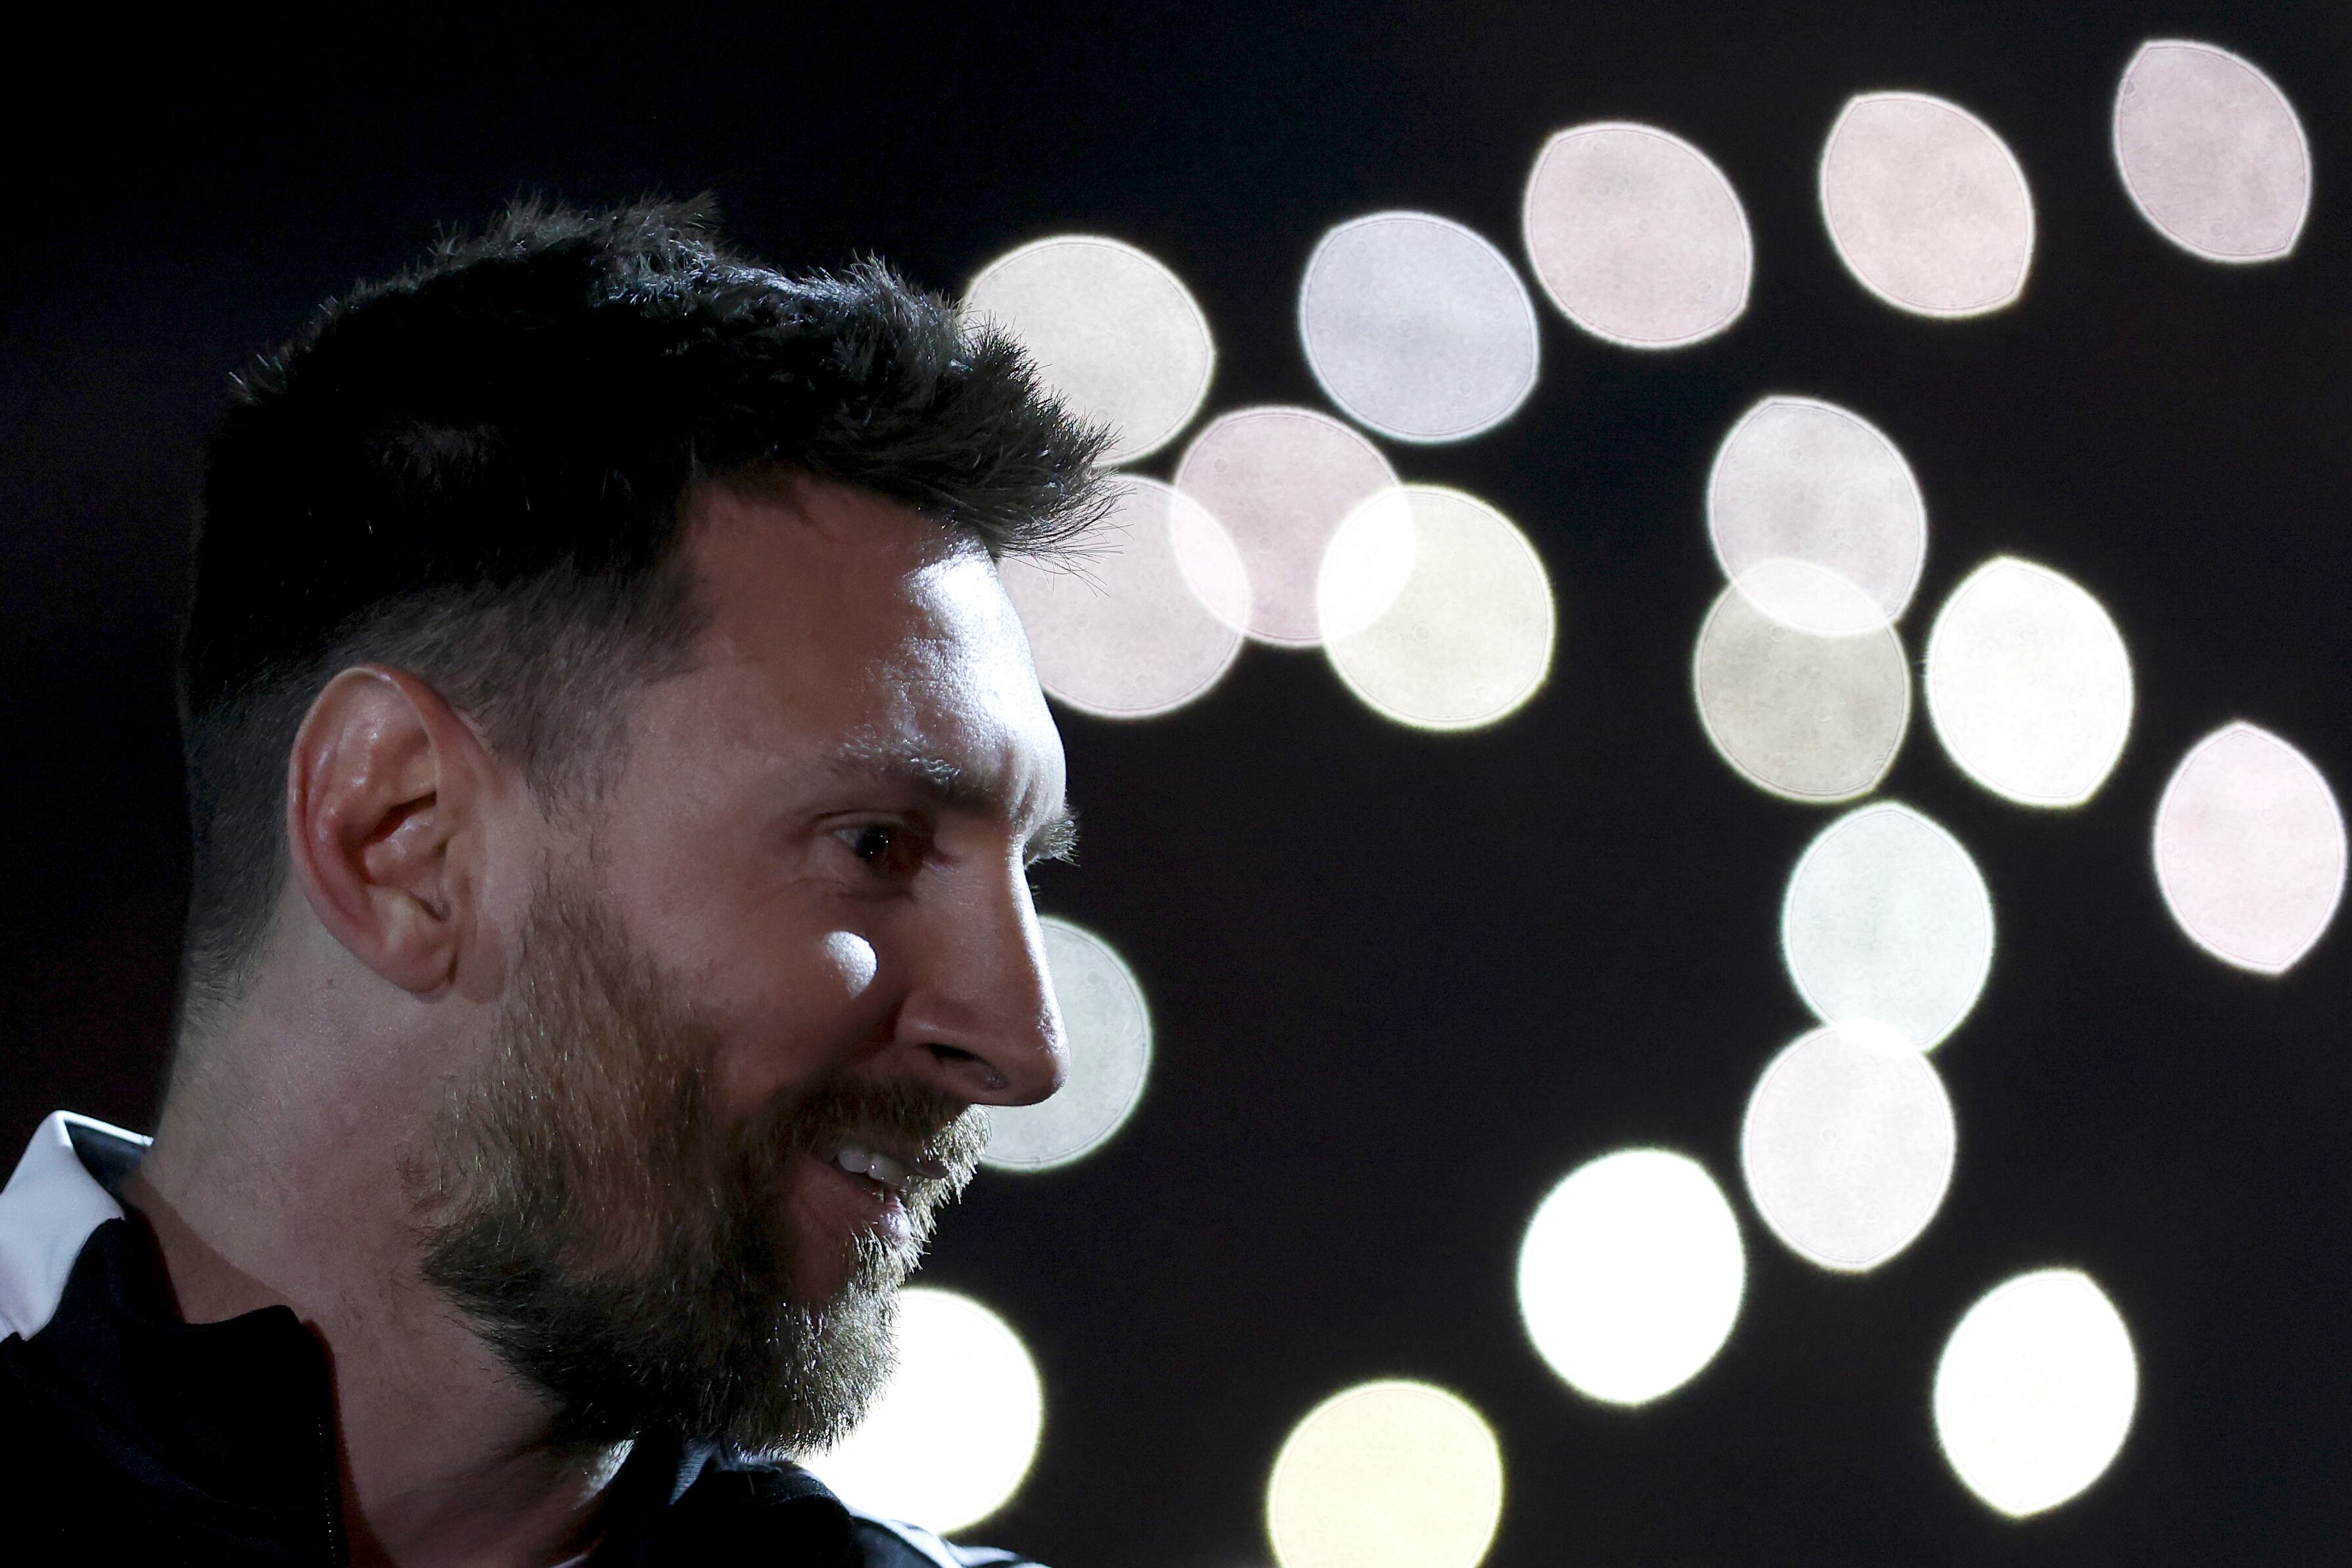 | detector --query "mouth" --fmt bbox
[824,1140,949,1199]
